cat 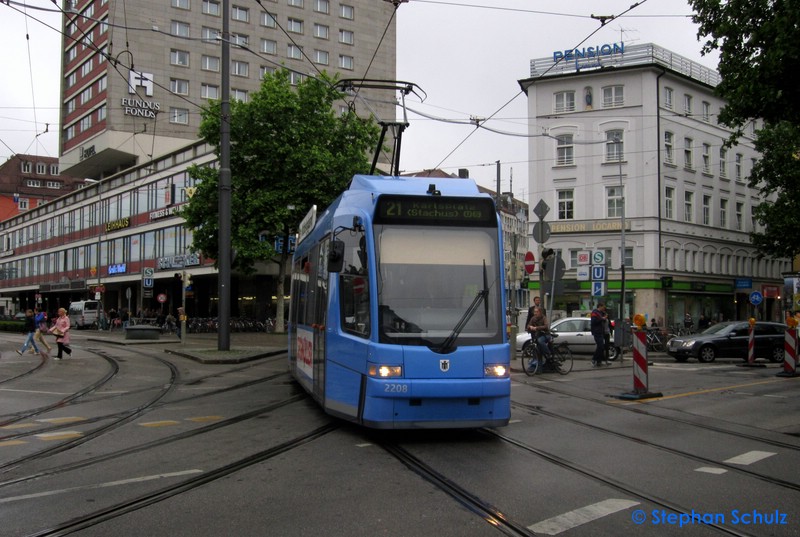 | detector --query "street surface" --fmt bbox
[1,330,798,536]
